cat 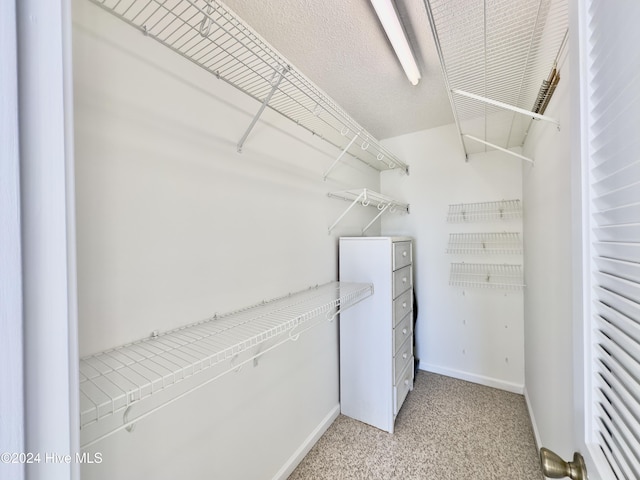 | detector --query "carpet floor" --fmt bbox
[288,371,543,479]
